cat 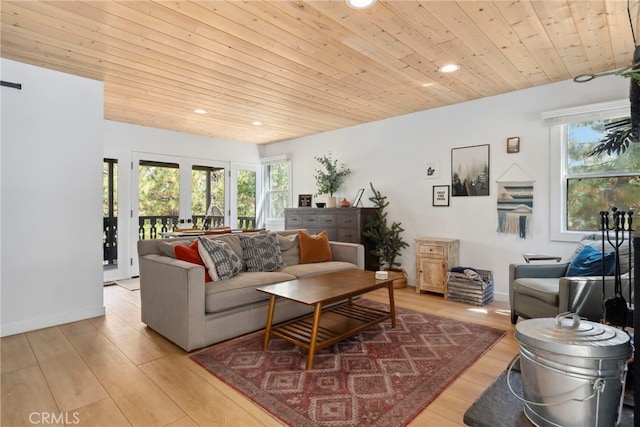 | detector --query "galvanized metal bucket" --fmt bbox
[512,313,631,427]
